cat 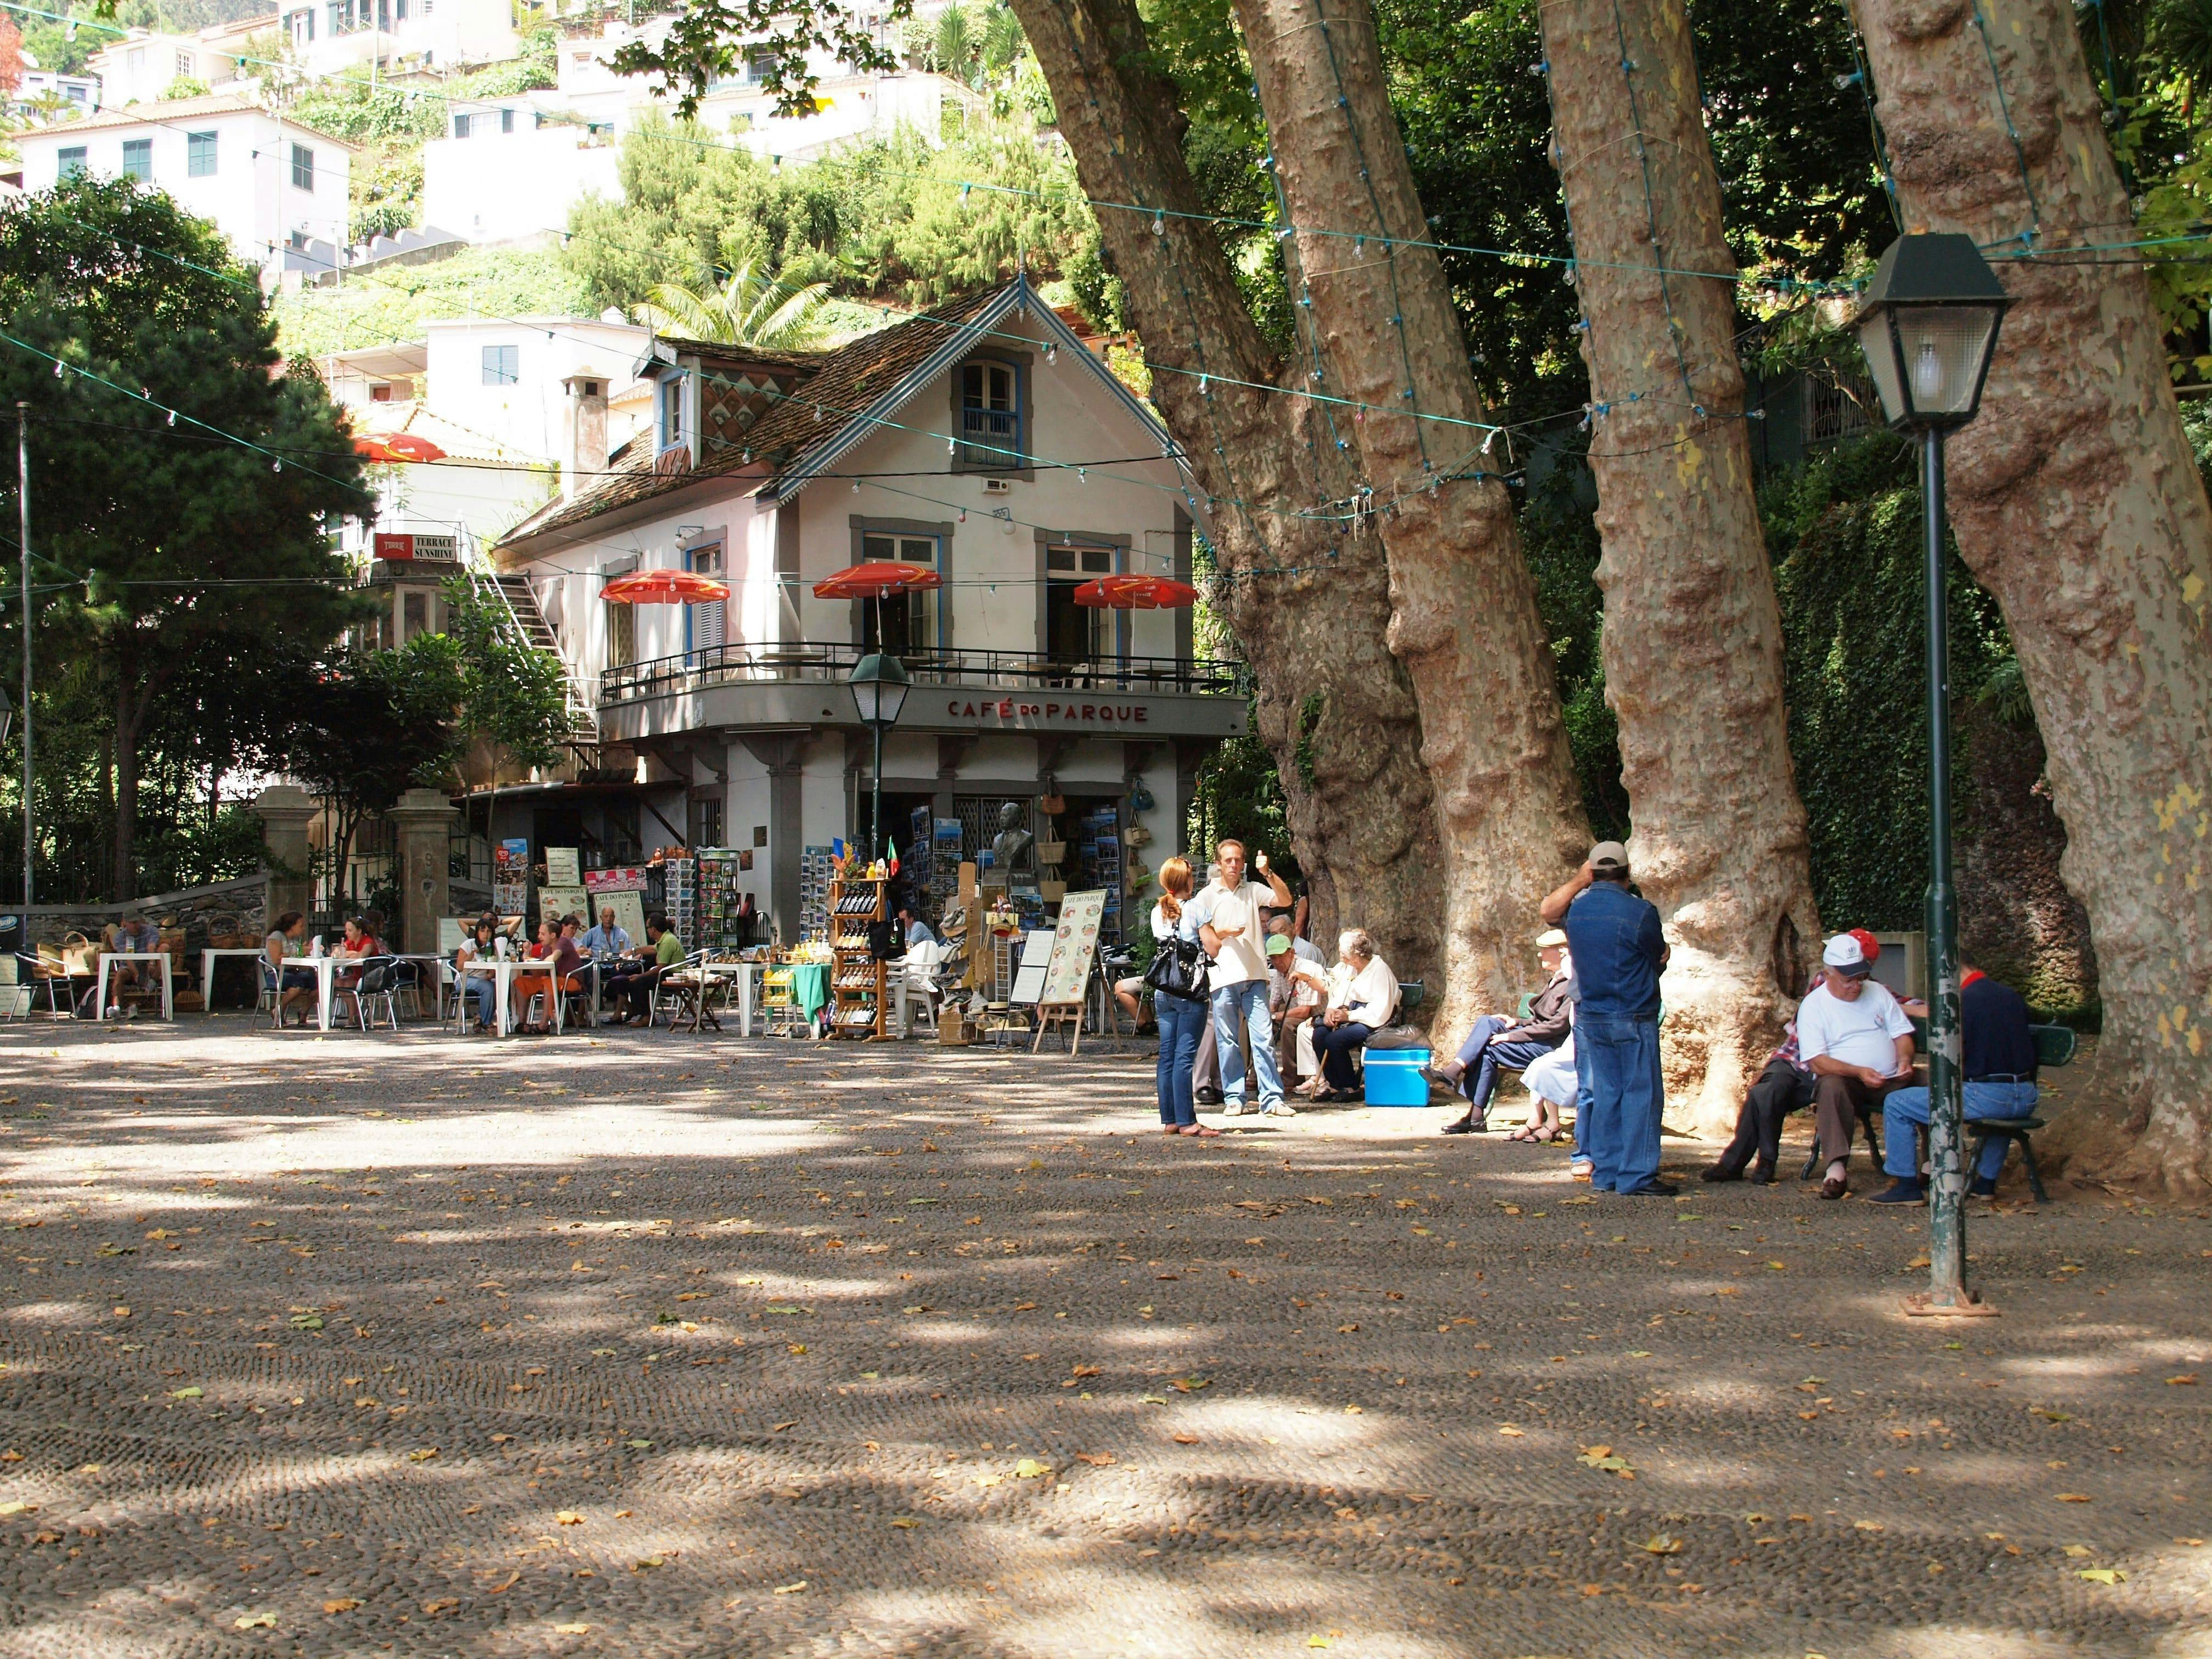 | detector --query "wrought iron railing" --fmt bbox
[959,406,1021,466]
[600,640,1248,706]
